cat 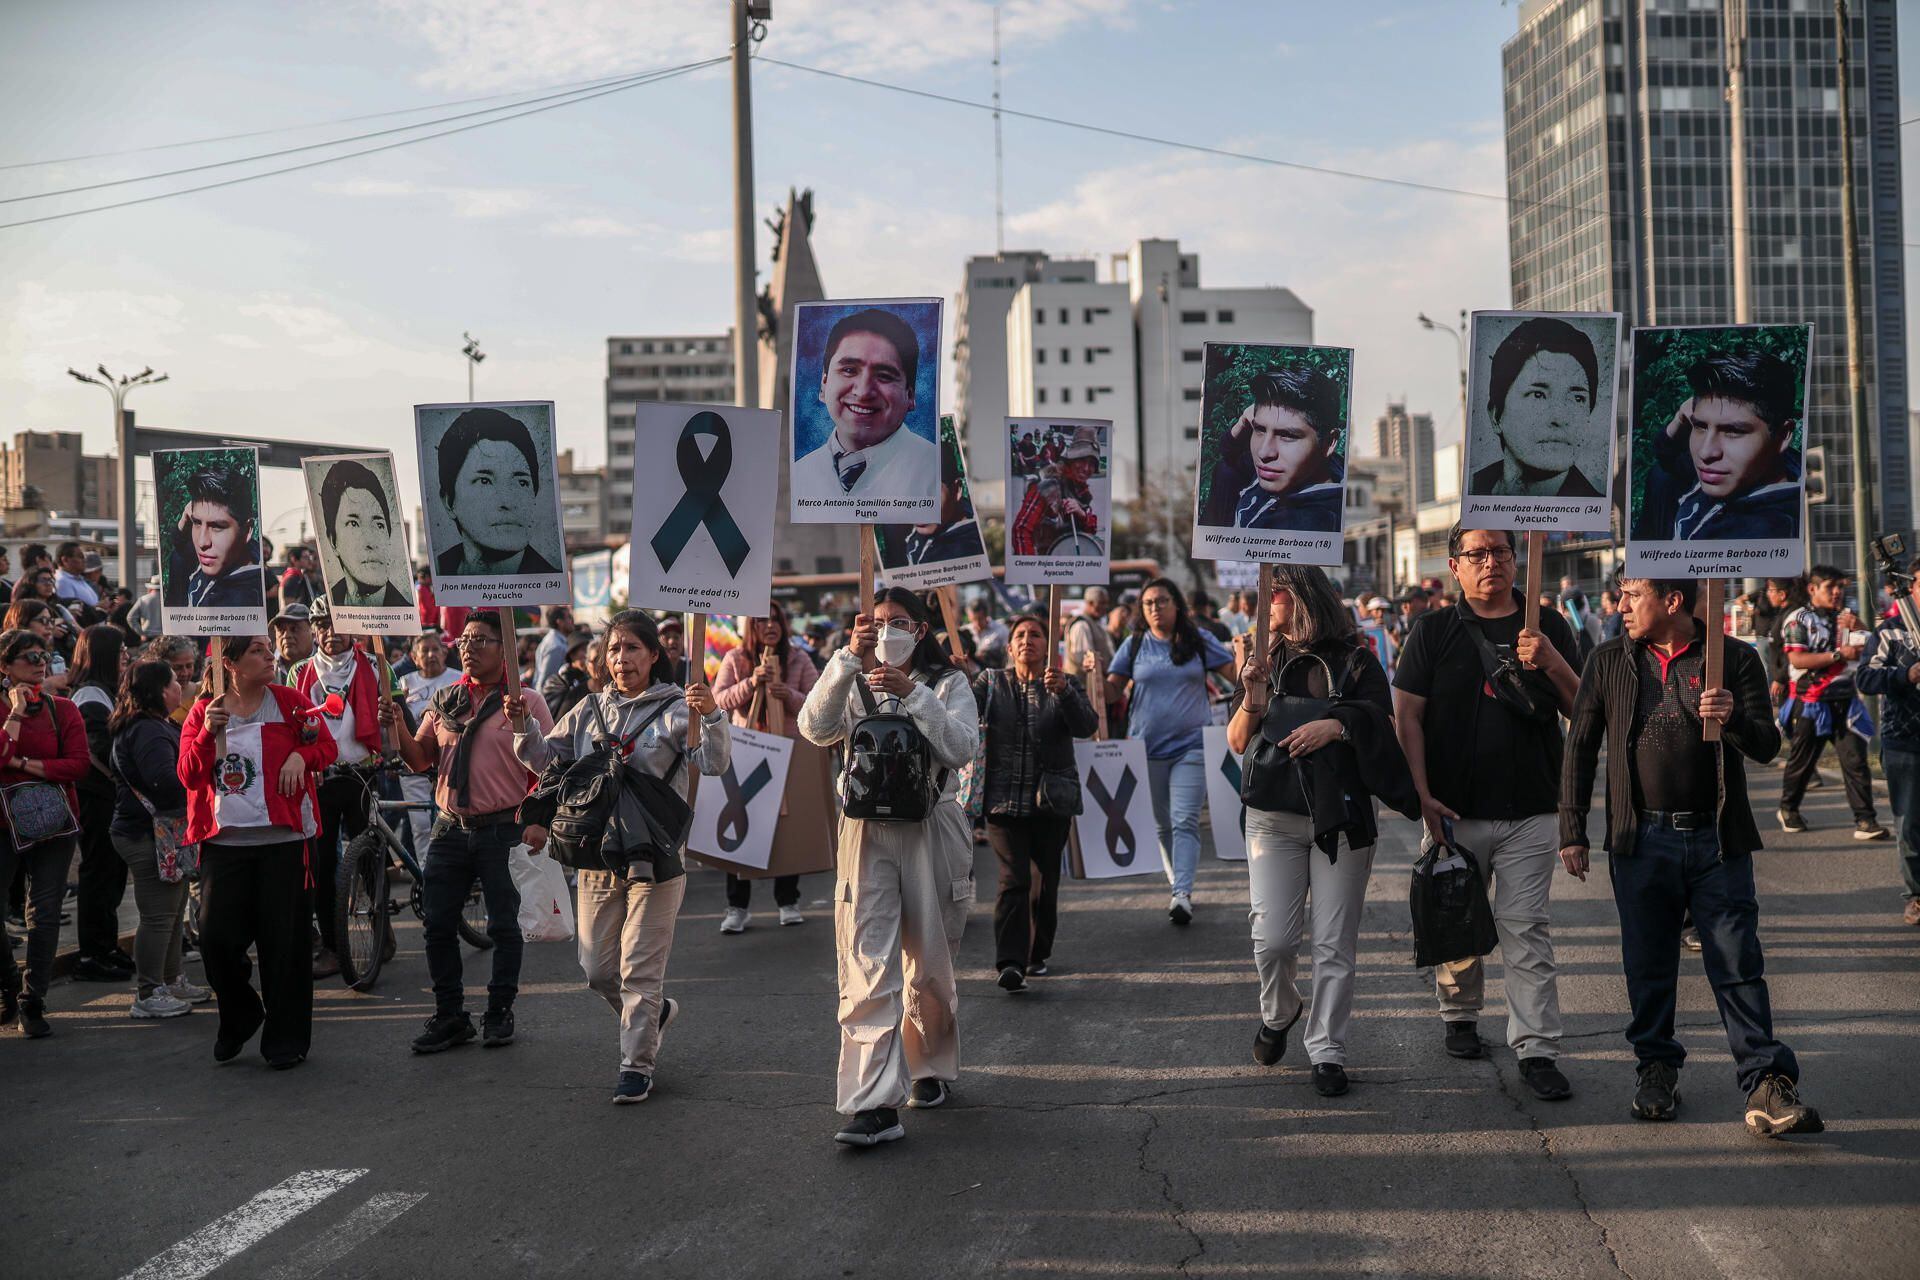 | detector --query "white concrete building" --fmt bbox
[603,332,734,519]
[1003,279,1139,506]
